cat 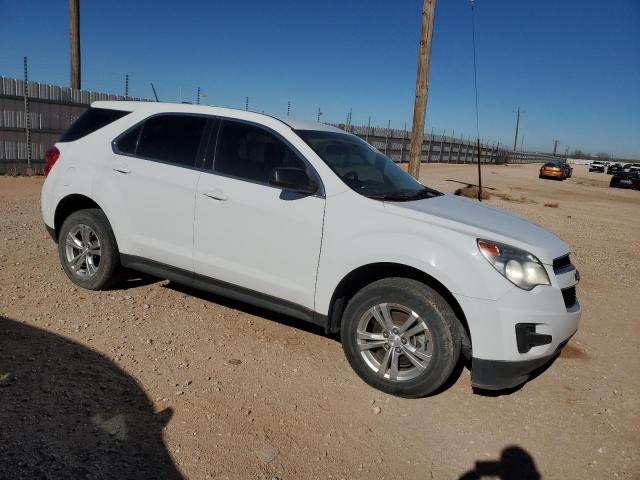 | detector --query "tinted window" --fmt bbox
[60,107,130,142]
[115,125,142,154]
[215,121,305,183]
[136,115,206,167]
